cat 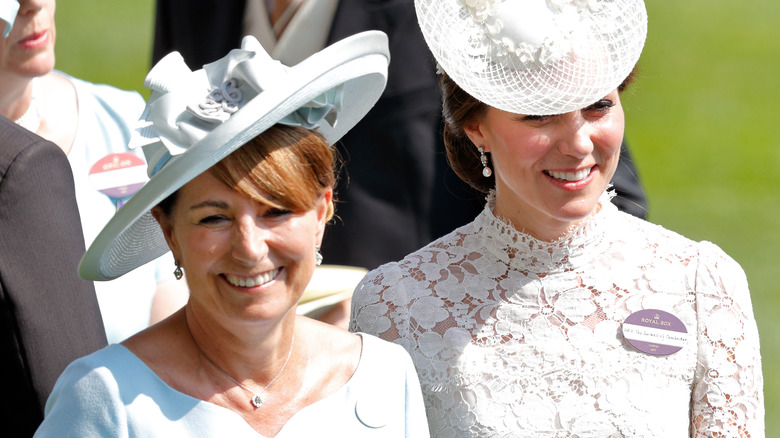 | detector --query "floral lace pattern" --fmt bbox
[351,194,764,437]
